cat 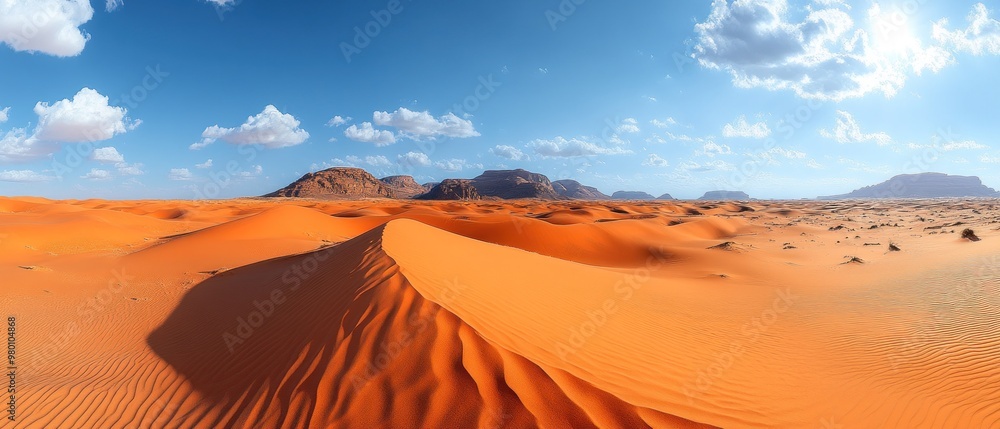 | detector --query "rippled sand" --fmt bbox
[2,197,998,428]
